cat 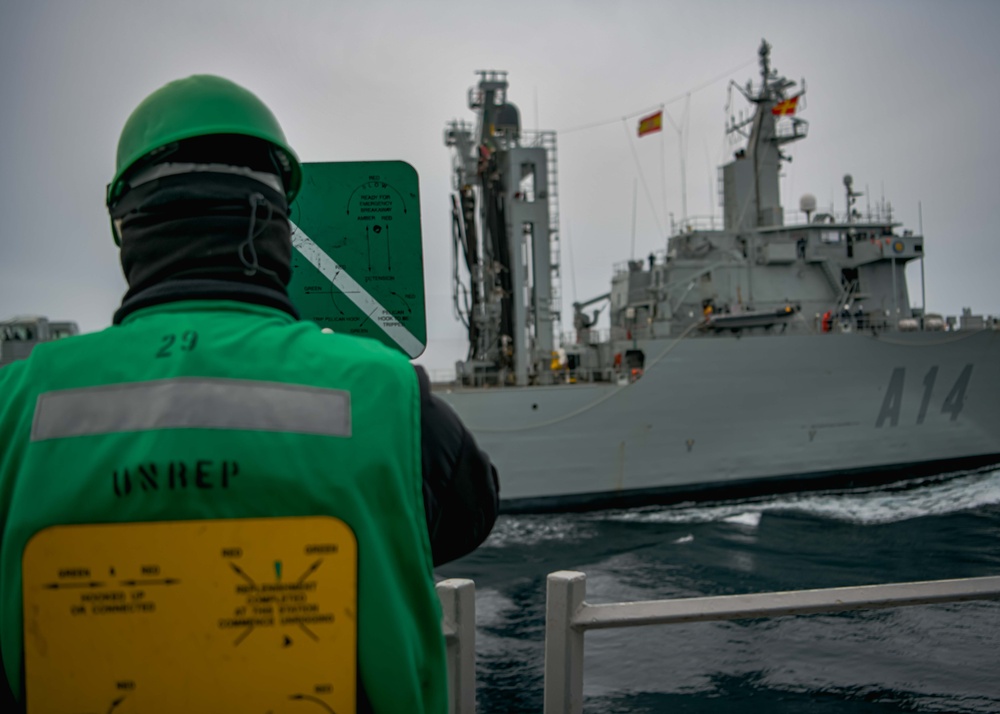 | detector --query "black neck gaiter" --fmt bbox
[112,171,299,324]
